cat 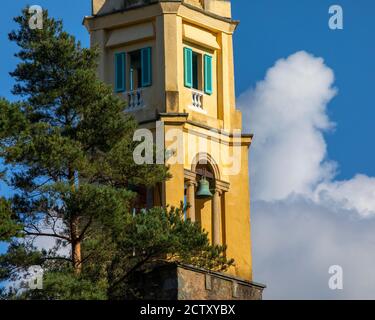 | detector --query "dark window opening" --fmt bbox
[192,52,199,90]
[129,50,142,90]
